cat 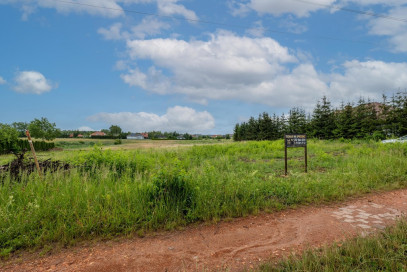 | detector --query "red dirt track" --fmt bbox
[2,189,407,272]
